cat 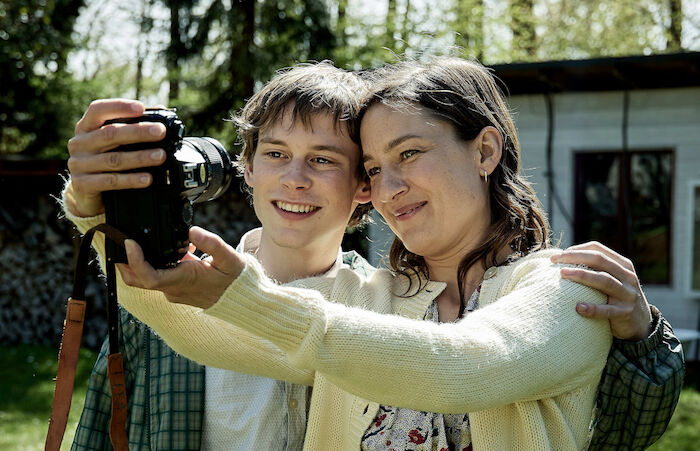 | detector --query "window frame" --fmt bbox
[688,179,700,297]
[573,148,674,287]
